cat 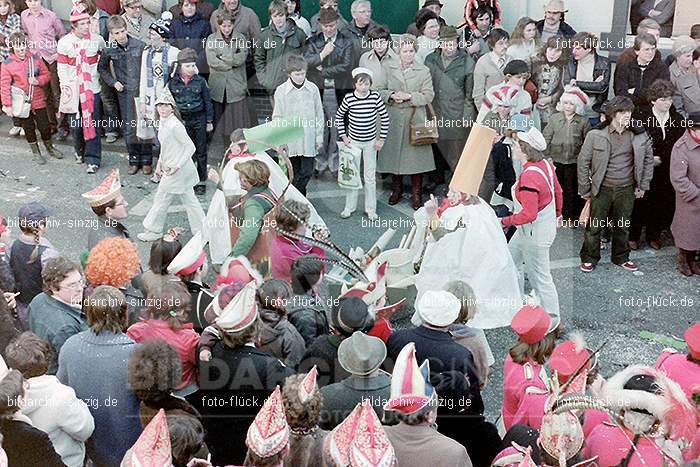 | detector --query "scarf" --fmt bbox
[146,43,171,90]
[75,33,97,140]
